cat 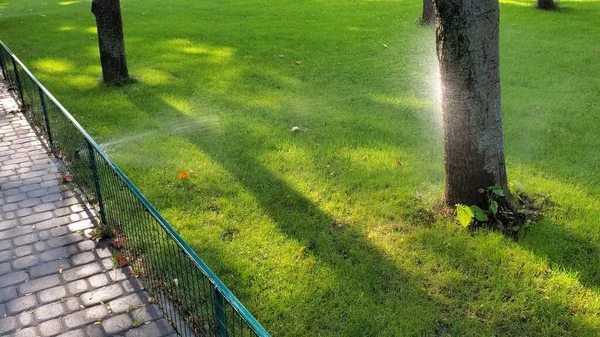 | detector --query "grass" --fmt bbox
[1,0,600,335]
